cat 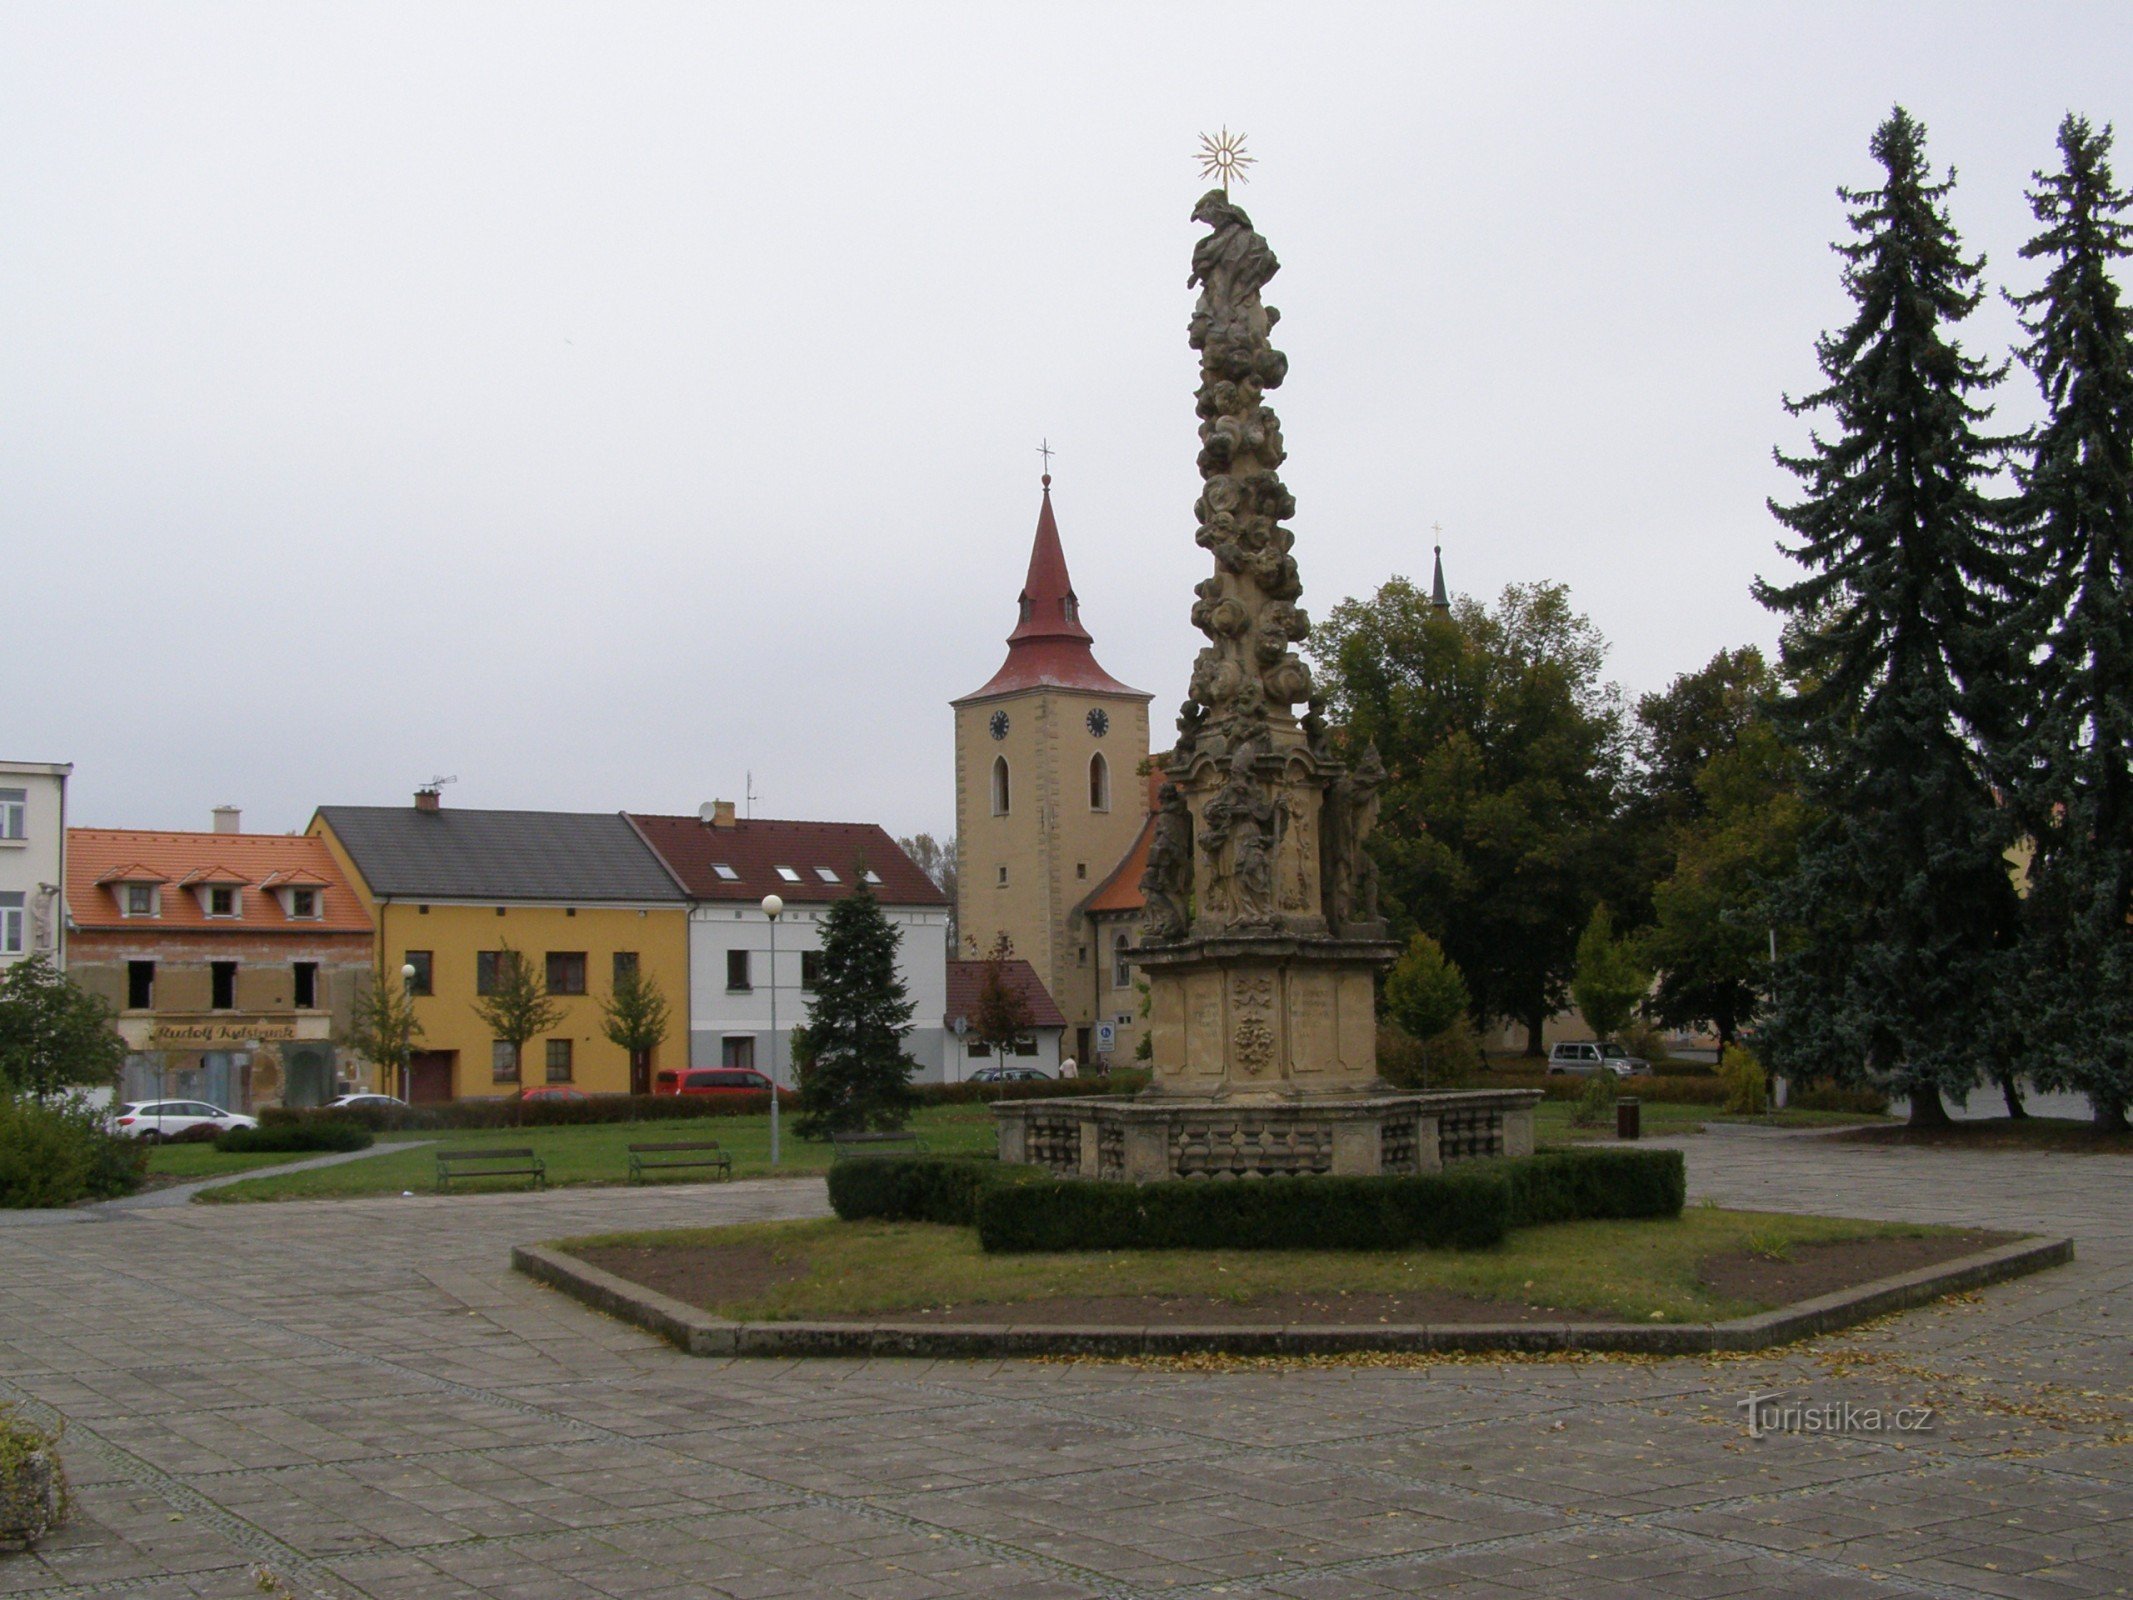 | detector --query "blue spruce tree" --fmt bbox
[1754,108,2022,1126]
